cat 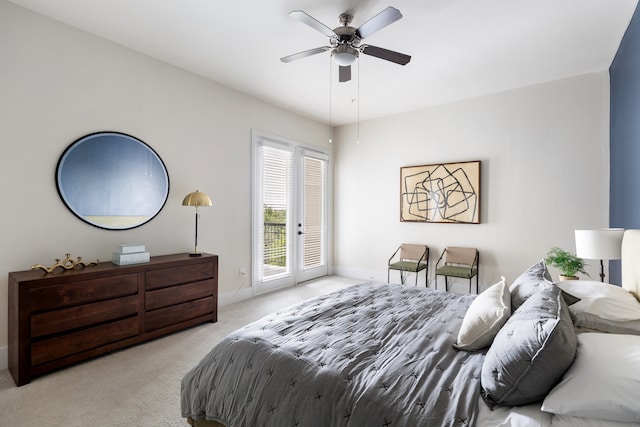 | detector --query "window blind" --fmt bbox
[303,155,327,270]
